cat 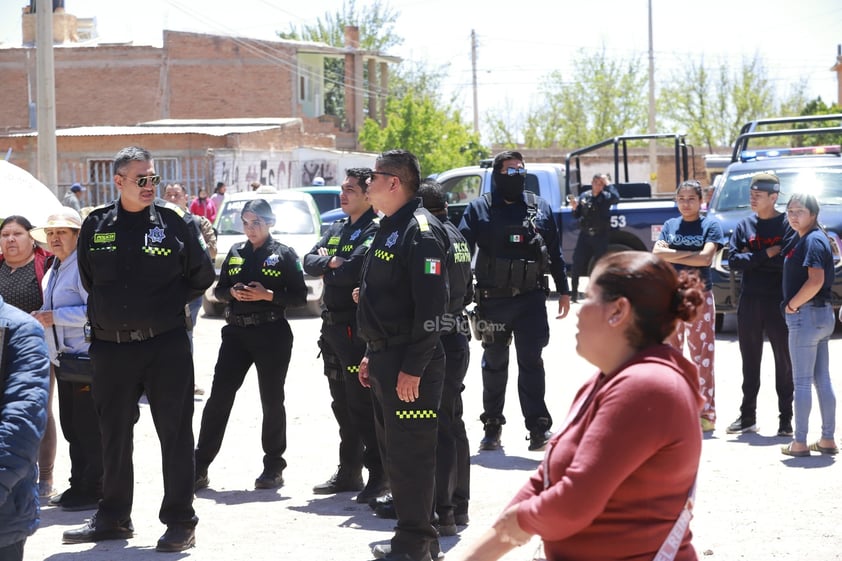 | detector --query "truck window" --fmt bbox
[440,174,482,204]
[717,165,842,211]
